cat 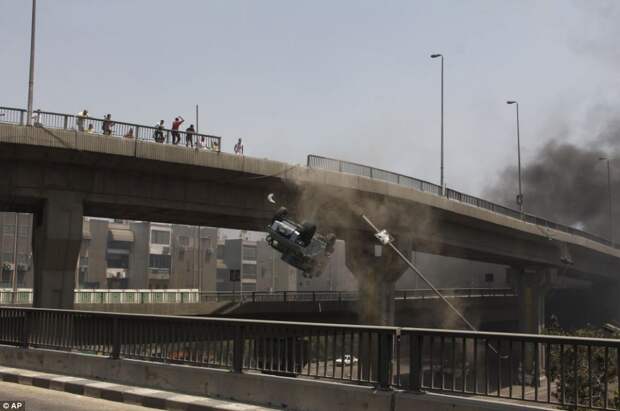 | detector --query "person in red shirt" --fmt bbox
[171,116,184,145]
